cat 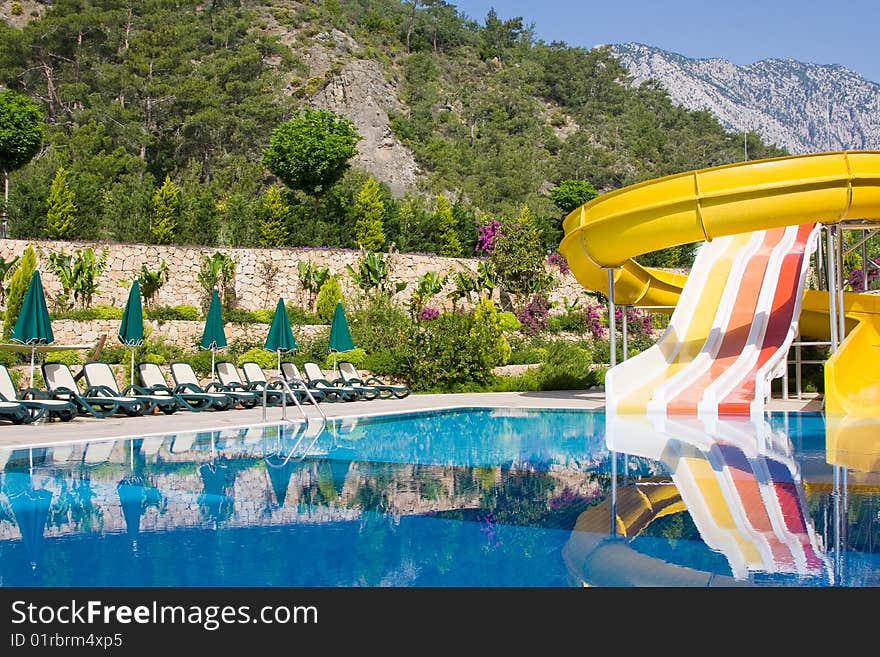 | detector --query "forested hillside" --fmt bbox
[0,0,787,264]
